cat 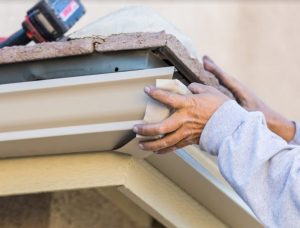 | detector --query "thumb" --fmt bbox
[188,82,208,94]
[203,55,227,82]
[203,55,241,93]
